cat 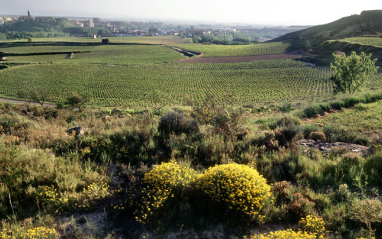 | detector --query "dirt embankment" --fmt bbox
[178,51,312,63]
